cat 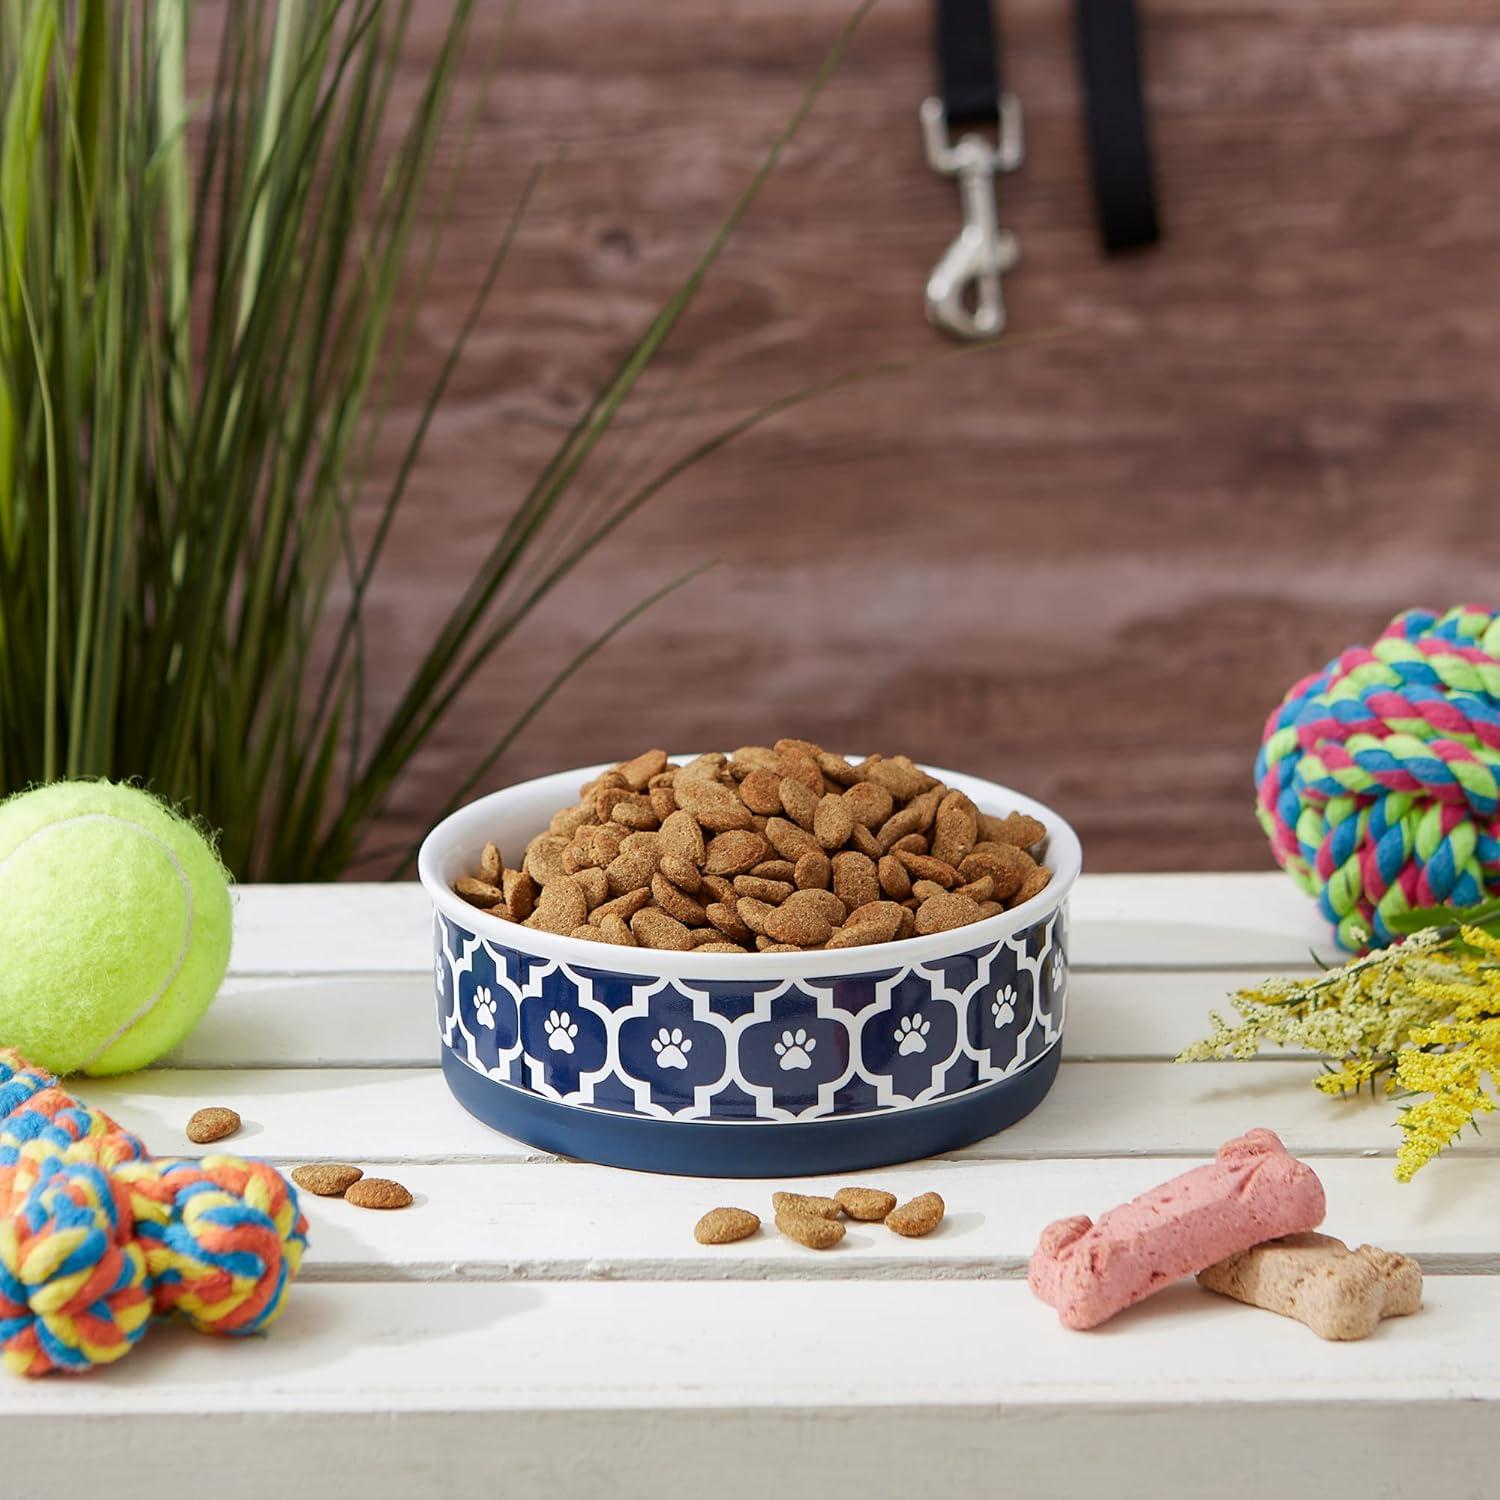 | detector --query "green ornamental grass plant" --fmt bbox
[0,0,877,879]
